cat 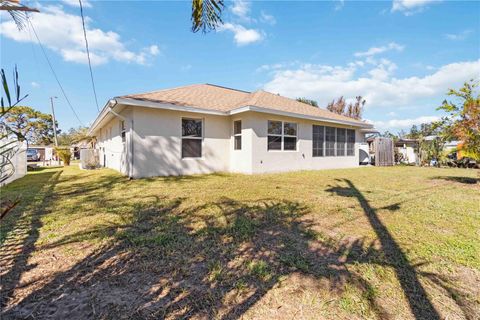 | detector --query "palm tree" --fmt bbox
[0,0,39,30]
[191,0,224,33]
